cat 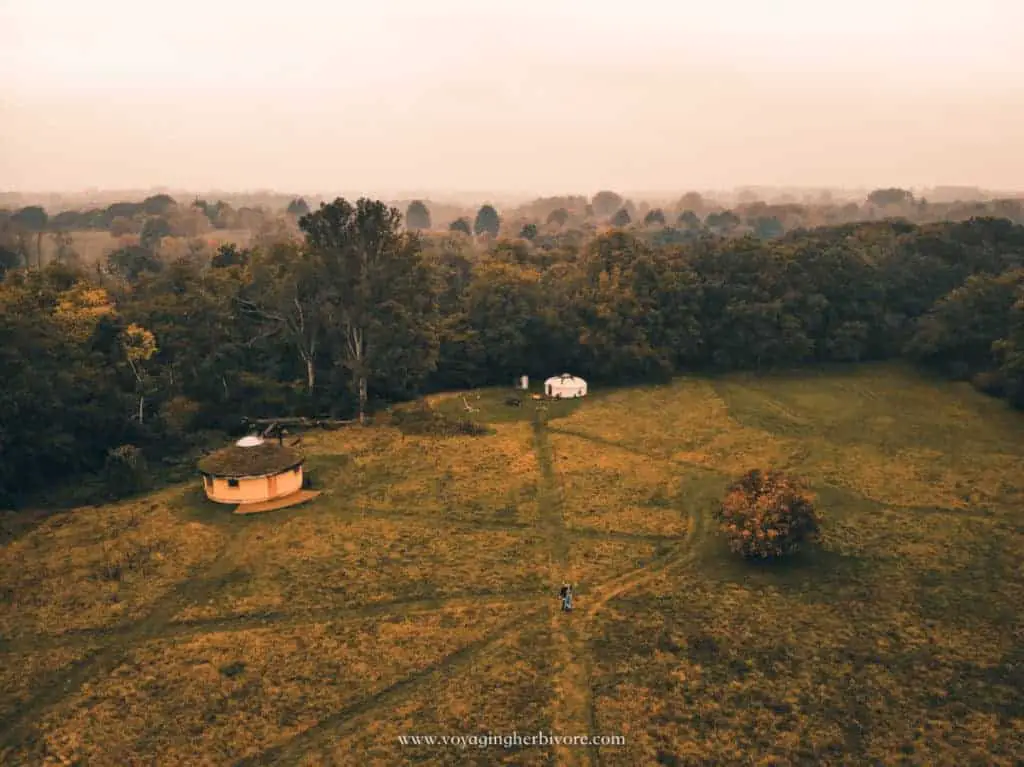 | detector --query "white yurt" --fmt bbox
[544,373,587,399]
